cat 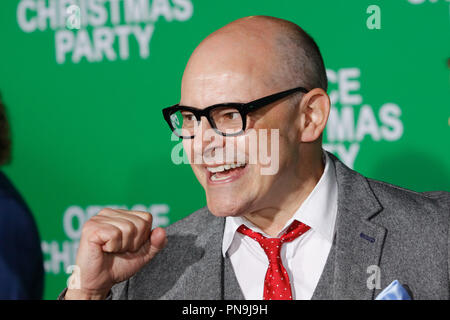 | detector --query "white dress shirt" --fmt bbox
[222,150,338,300]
